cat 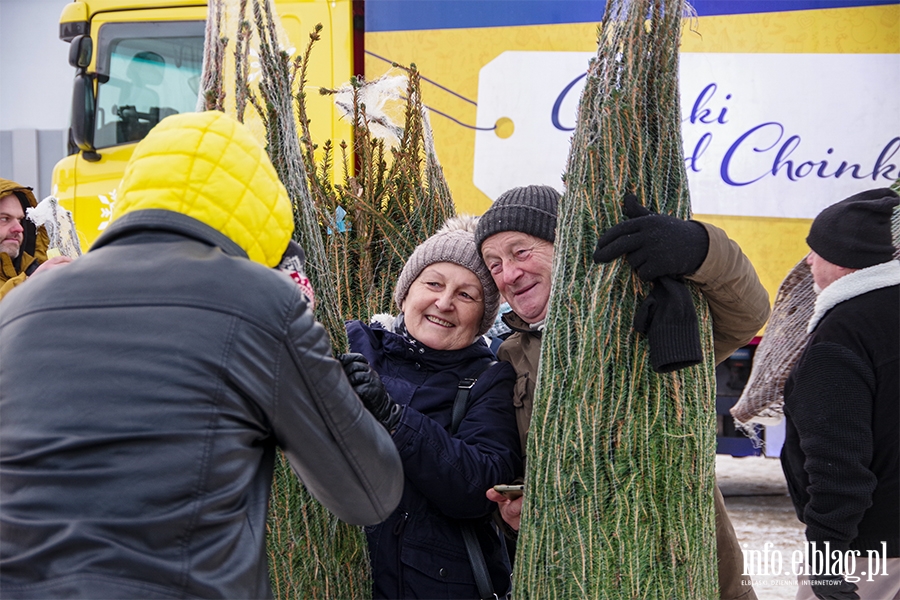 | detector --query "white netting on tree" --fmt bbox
[332,73,407,148]
[730,258,813,427]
